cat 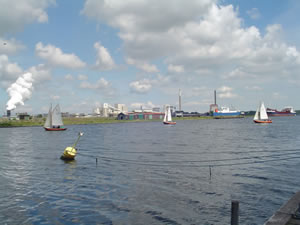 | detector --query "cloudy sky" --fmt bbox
[1,0,300,114]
